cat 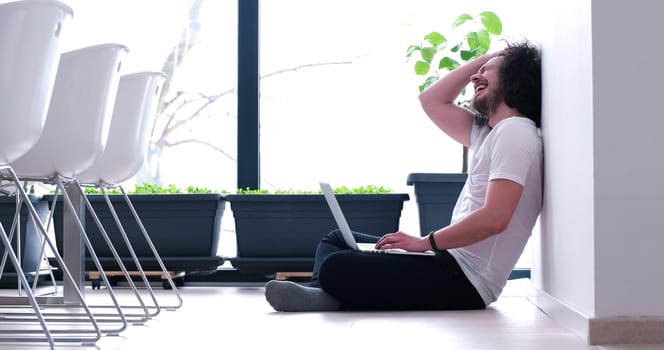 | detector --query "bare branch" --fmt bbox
[162,138,236,162]
[261,61,353,79]
[155,60,352,145]
[147,7,356,184]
